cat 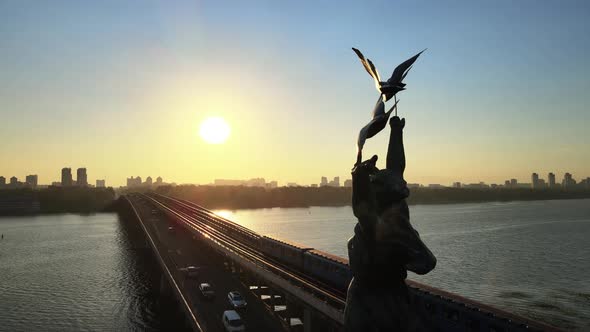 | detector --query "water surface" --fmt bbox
[0,213,184,332]
[215,198,590,330]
